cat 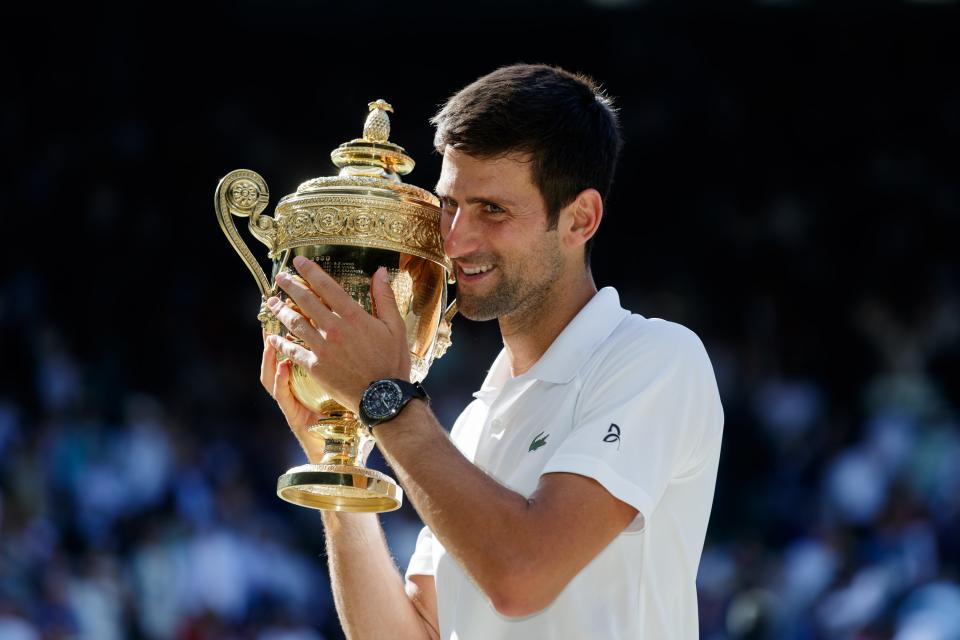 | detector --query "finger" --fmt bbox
[273,359,307,433]
[291,255,360,318]
[267,333,319,373]
[371,267,406,338]
[260,331,279,396]
[267,297,324,352]
[275,271,338,334]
